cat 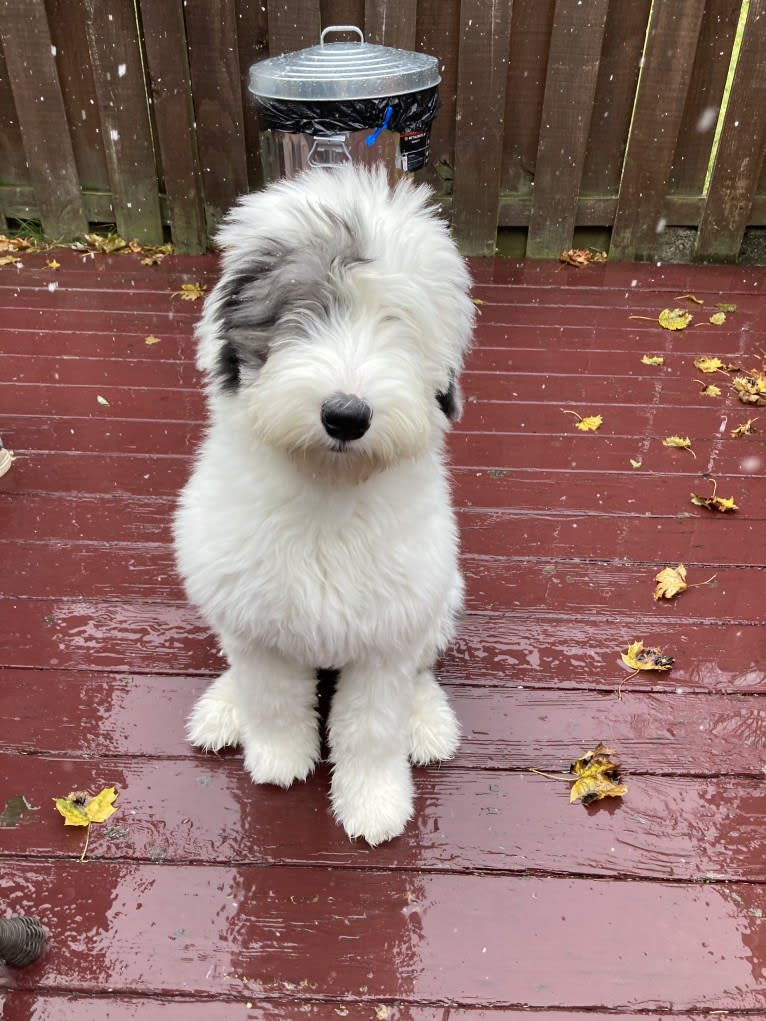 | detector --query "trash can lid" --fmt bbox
[249,25,441,101]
